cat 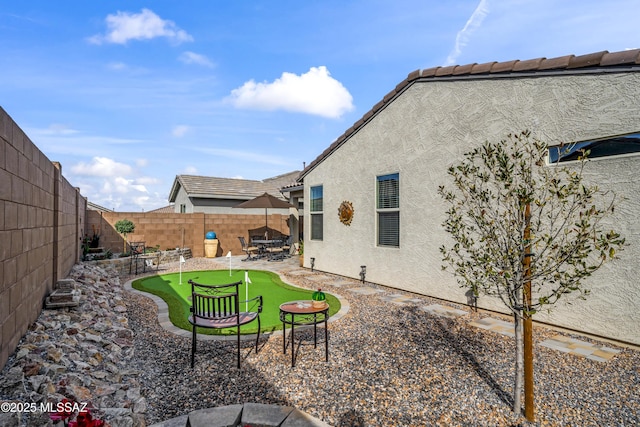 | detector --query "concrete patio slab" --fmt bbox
[470,317,515,337]
[540,335,621,362]
[421,304,468,318]
[378,293,424,306]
